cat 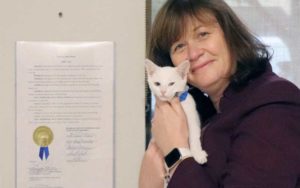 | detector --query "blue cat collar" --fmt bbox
[179,90,188,102]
